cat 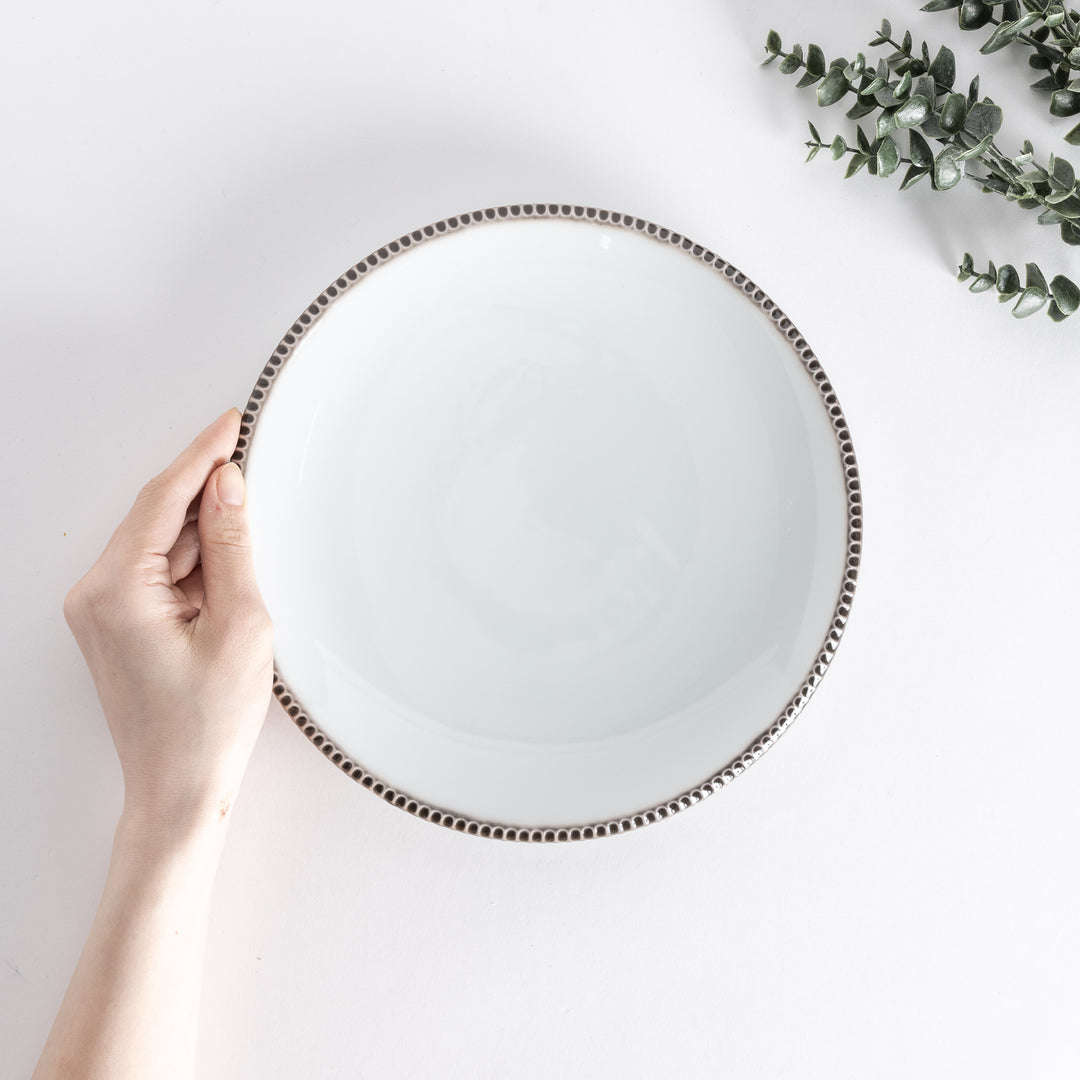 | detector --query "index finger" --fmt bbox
[113,408,243,559]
